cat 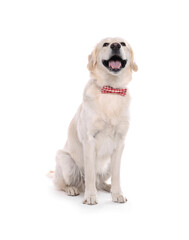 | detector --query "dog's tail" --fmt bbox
[46,170,55,178]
